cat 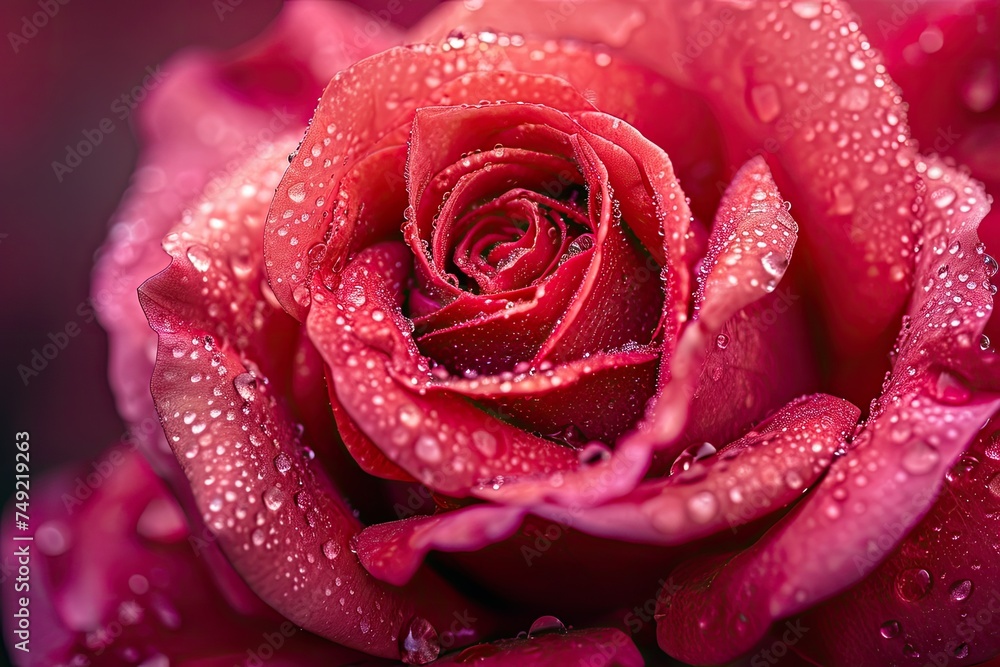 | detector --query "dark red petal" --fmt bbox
[544,394,858,546]
[355,506,528,586]
[635,157,798,453]
[796,419,1000,666]
[306,242,579,497]
[417,347,659,445]
[413,252,592,375]
[1,448,369,667]
[433,627,644,667]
